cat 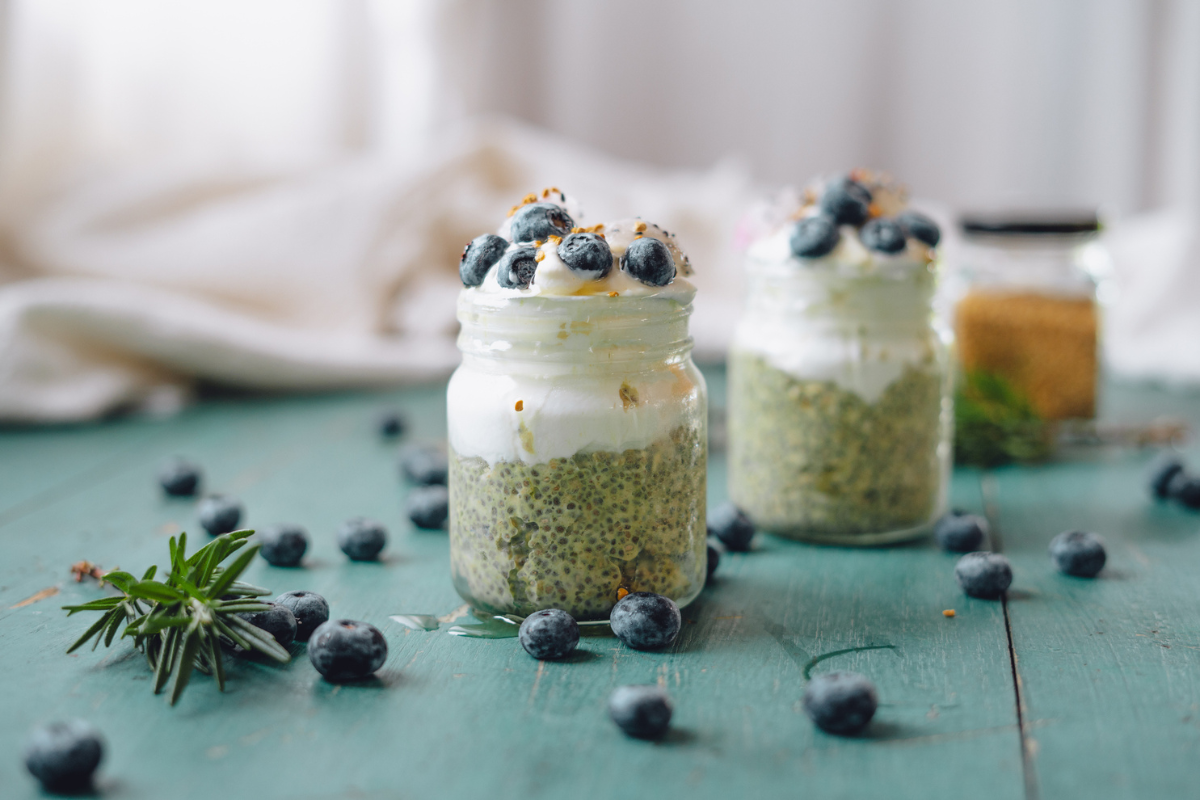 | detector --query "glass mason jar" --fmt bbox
[728,258,952,545]
[951,215,1101,421]
[447,291,707,620]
